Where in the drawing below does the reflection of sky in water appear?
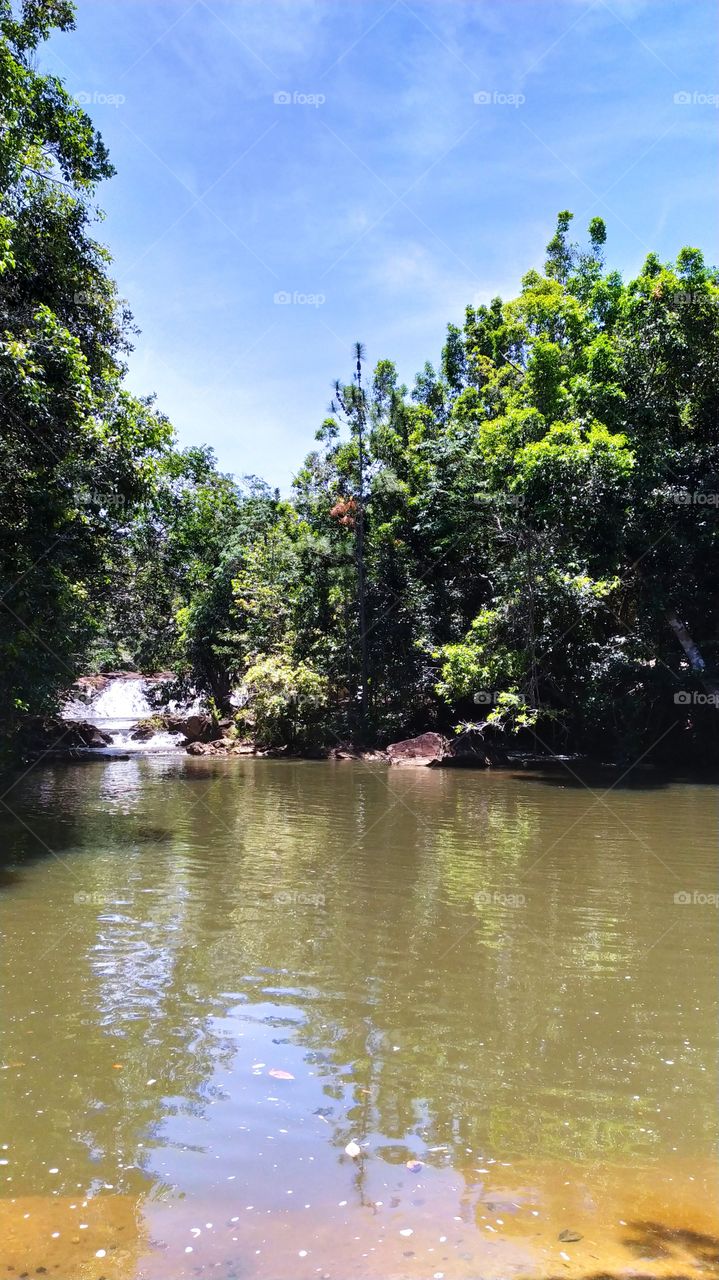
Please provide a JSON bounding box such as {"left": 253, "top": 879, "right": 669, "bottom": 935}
{"left": 98, "top": 758, "right": 144, "bottom": 810}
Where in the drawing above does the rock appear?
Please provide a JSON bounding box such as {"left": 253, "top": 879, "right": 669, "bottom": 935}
{"left": 77, "top": 722, "right": 113, "bottom": 748}
{"left": 130, "top": 719, "right": 160, "bottom": 741}
{"left": 74, "top": 674, "right": 110, "bottom": 695}
{"left": 179, "top": 713, "right": 213, "bottom": 743}
{"left": 19, "top": 716, "right": 112, "bottom": 754}
{"left": 386, "top": 732, "right": 448, "bottom": 766}
{"left": 329, "top": 745, "right": 389, "bottom": 762}
{"left": 56, "top": 720, "right": 112, "bottom": 749}
{"left": 445, "top": 726, "right": 506, "bottom": 767}
{"left": 186, "top": 741, "right": 208, "bottom": 756}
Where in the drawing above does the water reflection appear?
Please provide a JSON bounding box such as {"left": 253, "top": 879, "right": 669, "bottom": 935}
{"left": 0, "top": 756, "right": 716, "bottom": 1278}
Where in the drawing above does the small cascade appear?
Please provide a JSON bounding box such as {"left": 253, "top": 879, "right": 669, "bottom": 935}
{"left": 62, "top": 675, "right": 199, "bottom": 753}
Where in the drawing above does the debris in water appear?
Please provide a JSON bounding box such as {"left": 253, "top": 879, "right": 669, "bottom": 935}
{"left": 559, "top": 1229, "right": 583, "bottom": 1242}
{"left": 345, "top": 1140, "right": 361, "bottom": 1158}
{"left": 406, "top": 1159, "right": 423, "bottom": 1172}
{"left": 268, "top": 1069, "right": 294, "bottom": 1080}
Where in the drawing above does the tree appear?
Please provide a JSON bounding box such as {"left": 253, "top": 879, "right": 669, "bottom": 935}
{"left": 0, "top": 0, "right": 173, "bottom": 748}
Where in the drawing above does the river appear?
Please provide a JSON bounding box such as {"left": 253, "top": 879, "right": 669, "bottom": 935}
{"left": 0, "top": 754, "right": 717, "bottom": 1280}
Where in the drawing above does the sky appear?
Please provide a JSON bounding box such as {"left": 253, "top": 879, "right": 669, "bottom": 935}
{"left": 46, "top": 0, "right": 719, "bottom": 491}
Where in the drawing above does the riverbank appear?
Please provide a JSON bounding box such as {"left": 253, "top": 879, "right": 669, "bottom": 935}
{"left": 10, "top": 672, "right": 718, "bottom": 778}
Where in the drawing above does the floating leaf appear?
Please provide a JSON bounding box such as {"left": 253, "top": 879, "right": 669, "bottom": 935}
{"left": 268, "top": 1068, "right": 294, "bottom": 1080}
{"left": 559, "top": 1229, "right": 583, "bottom": 1243}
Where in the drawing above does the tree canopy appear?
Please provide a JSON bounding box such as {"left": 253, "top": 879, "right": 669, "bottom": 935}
{"left": 2, "top": 3, "right": 718, "bottom": 766}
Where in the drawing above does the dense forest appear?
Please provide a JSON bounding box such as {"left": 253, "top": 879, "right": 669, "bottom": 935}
{"left": 2, "top": 0, "right": 719, "bottom": 766}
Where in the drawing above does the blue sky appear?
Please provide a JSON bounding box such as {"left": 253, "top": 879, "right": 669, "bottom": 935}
{"left": 47, "top": 0, "right": 718, "bottom": 491}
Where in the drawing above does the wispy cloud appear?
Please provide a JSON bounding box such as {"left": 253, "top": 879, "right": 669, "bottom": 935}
{"left": 46, "top": 0, "right": 719, "bottom": 489}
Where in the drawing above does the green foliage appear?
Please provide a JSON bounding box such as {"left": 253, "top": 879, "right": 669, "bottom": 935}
{"left": 2, "top": 7, "right": 718, "bottom": 771}
{"left": 0, "top": 1, "right": 172, "bottom": 747}
{"left": 236, "top": 653, "right": 329, "bottom": 751}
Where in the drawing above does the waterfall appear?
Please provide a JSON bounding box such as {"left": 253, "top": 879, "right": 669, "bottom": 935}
{"left": 62, "top": 676, "right": 200, "bottom": 752}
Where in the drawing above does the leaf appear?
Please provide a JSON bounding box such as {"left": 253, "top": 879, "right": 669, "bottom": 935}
{"left": 268, "top": 1068, "right": 294, "bottom": 1080}
{"left": 559, "top": 1229, "right": 583, "bottom": 1242}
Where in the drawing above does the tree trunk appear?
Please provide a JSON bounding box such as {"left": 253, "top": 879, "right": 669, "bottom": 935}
{"left": 666, "top": 608, "right": 719, "bottom": 700}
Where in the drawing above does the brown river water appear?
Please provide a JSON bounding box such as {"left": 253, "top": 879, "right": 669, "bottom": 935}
{"left": 0, "top": 755, "right": 717, "bottom": 1280}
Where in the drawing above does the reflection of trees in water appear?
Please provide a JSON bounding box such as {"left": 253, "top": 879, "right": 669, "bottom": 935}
{"left": 1, "top": 760, "right": 247, "bottom": 1200}
{"left": 539, "top": 1219, "right": 719, "bottom": 1280}
{"left": 621, "top": 1220, "right": 719, "bottom": 1274}
{"left": 1, "top": 758, "right": 716, "bottom": 1204}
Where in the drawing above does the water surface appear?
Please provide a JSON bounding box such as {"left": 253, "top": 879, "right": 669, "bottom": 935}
{"left": 0, "top": 756, "right": 717, "bottom": 1279}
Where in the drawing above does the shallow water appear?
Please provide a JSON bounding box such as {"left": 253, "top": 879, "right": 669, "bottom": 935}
{"left": 0, "top": 755, "right": 717, "bottom": 1279}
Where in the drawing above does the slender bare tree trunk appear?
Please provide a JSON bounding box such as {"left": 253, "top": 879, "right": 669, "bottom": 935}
{"left": 354, "top": 349, "right": 369, "bottom": 734}
{"left": 666, "top": 608, "right": 719, "bottom": 700}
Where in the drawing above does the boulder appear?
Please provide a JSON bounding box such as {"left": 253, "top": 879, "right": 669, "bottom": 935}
{"left": 175, "top": 713, "right": 213, "bottom": 743}
{"left": 444, "top": 726, "right": 506, "bottom": 767}
{"left": 386, "top": 732, "right": 448, "bottom": 766}
{"left": 81, "top": 723, "right": 112, "bottom": 748}
{"left": 130, "top": 720, "right": 159, "bottom": 741}
{"left": 19, "top": 716, "right": 112, "bottom": 754}
{"left": 63, "top": 720, "right": 113, "bottom": 749}
{"left": 186, "top": 741, "right": 209, "bottom": 756}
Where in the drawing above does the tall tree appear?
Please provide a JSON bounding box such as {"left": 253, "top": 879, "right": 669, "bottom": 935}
{"left": 0, "top": 0, "right": 172, "bottom": 746}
